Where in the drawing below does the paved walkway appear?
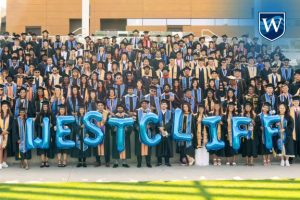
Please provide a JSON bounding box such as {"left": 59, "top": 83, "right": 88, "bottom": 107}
{"left": 1, "top": 162, "right": 300, "bottom": 183}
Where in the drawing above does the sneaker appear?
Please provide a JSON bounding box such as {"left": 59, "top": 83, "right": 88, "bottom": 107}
{"left": 226, "top": 162, "right": 230, "bottom": 166}
{"left": 2, "top": 162, "right": 8, "bottom": 168}
{"left": 285, "top": 160, "right": 290, "bottom": 167}
{"left": 280, "top": 159, "right": 285, "bottom": 167}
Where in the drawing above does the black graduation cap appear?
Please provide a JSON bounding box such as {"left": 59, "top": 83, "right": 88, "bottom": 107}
{"left": 11, "top": 56, "right": 18, "bottom": 61}
{"left": 140, "top": 98, "right": 149, "bottom": 104}
{"left": 248, "top": 56, "right": 254, "bottom": 60}
{"left": 81, "top": 74, "right": 89, "bottom": 79}
{"left": 26, "top": 76, "right": 34, "bottom": 82}
{"left": 208, "top": 57, "right": 214, "bottom": 61}
{"left": 149, "top": 85, "right": 157, "bottom": 90}
{"left": 19, "top": 107, "right": 26, "bottom": 113}
{"left": 234, "top": 68, "right": 242, "bottom": 73}
{"left": 199, "top": 36, "right": 205, "bottom": 40}
{"left": 114, "top": 72, "right": 122, "bottom": 78}
{"left": 283, "top": 58, "right": 290, "bottom": 61}
{"left": 162, "top": 67, "right": 169, "bottom": 72}
{"left": 211, "top": 70, "right": 218, "bottom": 74}
{"left": 271, "top": 64, "right": 278, "bottom": 69}
{"left": 160, "top": 99, "right": 169, "bottom": 104}
{"left": 169, "top": 55, "right": 176, "bottom": 60}
{"left": 244, "top": 101, "right": 253, "bottom": 107}
{"left": 84, "top": 36, "right": 91, "bottom": 40}
{"left": 183, "top": 66, "right": 191, "bottom": 71}
{"left": 266, "top": 83, "right": 274, "bottom": 88}
{"left": 227, "top": 88, "right": 235, "bottom": 93}
{"left": 97, "top": 100, "right": 106, "bottom": 105}
{"left": 211, "top": 35, "right": 218, "bottom": 39}
{"left": 197, "top": 103, "right": 205, "bottom": 108}
{"left": 42, "top": 30, "right": 49, "bottom": 34}
{"left": 42, "top": 100, "right": 49, "bottom": 105}
{"left": 292, "top": 96, "right": 300, "bottom": 101}
{"left": 228, "top": 101, "right": 236, "bottom": 106}
{"left": 68, "top": 32, "right": 75, "bottom": 36}
{"left": 72, "top": 67, "right": 80, "bottom": 72}
{"left": 71, "top": 84, "right": 80, "bottom": 89}
{"left": 58, "top": 104, "right": 66, "bottom": 109}
{"left": 143, "top": 65, "right": 151, "bottom": 69}
{"left": 207, "top": 88, "right": 215, "bottom": 93}
{"left": 126, "top": 85, "right": 134, "bottom": 90}
{"left": 54, "top": 85, "right": 62, "bottom": 90}
{"left": 90, "top": 89, "right": 97, "bottom": 93}
{"left": 1, "top": 100, "right": 10, "bottom": 106}
{"left": 133, "top": 29, "right": 139, "bottom": 33}
{"left": 222, "top": 34, "right": 228, "bottom": 38}
{"left": 263, "top": 102, "right": 271, "bottom": 107}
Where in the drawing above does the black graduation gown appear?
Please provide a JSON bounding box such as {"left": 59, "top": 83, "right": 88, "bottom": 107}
{"left": 221, "top": 114, "right": 237, "bottom": 157}
{"left": 0, "top": 115, "right": 14, "bottom": 157}
{"left": 240, "top": 116, "right": 258, "bottom": 158}
{"left": 254, "top": 114, "right": 272, "bottom": 155}
{"left": 156, "top": 110, "right": 173, "bottom": 158}
{"left": 35, "top": 112, "right": 55, "bottom": 158}
{"left": 12, "top": 118, "right": 31, "bottom": 160}
{"left": 274, "top": 115, "right": 295, "bottom": 157}
{"left": 71, "top": 116, "right": 92, "bottom": 159}
{"left": 292, "top": 109, "right": 300, "bottom": 157}
{"left": 111, "top": 114, "right": 132, "bottom": 159}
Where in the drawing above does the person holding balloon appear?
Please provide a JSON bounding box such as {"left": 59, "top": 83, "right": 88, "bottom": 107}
{"left": 156, "top": 99, "right": 173, "bottom": 167}
{"left": 12, "top": 107, "right": 31, "bottom": 170}
{"left": 240, "top": 101, "right": 257, "bottom": 166}
{"left": 55, "top": 104, "right": 70, "bottom": 167}
{"left": 177, "top": 102, "right": 196, "bottom": 166}
{"left": 135, "top": 98, "right": 152, "bottom": 168}
{"left": 94, "top": 100, "right": 110, "bottom": 167}
{"left": 35, "top": 100, "right": 54, "bottom": 168}
{"left": 111, "top": 104, "right": 132, "bottom": 168}
{"left": 208, "top": 100, "right": 224, "bottom": 166}
{"left": 0, "top": 100, "right": 13, "bottom": 169}
{"left": 221, "top": 101, "right": 238, "bottom": 166}
{"left": 255, "top": 102, "right": 273, "bottom": 166}
{"left": 72, "top": 104, "right": 91, "bottom": 167}
{"left": 276, "top": 103, "right": 295, "bottom": 167}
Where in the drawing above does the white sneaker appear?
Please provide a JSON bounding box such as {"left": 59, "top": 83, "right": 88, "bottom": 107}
{"left": 0, "top": 164, "right": 2, "bottom": 170}
{"left": 285, "top": 160, "right": 290, "bottom": 167}
{"left": 2, "top": 162, "right": 8, "bottom": 168}
{"left": 280, "top": 160, "right": 285, "bottom": 166}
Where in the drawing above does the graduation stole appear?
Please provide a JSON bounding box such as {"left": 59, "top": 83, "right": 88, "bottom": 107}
{"left": 124, "top": 94, "right": 137, "bottom": 111}
{"left": 192, "top": 88, "right": 202, "bottom": 103}
{"left": 247, "top": 65, "right": 257, "bottom": 78}
{"left": 98, "top": 69, "right": 105, "bottom": 81}
{"left": 265, "top": 93, "right": 275, "bottom": 108}
{"left": 159, "top": 110, "right": 171, "bottom": 127}
{"left": 259, "top": 113, "right": 269, "bottom": 144}
{"left": 17, "top": 117, "right": 26, "bottom": 153}
{"left": 204, "top": 98, "right": 214, "bottom": 113}
{"left": 0, "top": 115, "right": 9, "bottom": 148}
{"left": 51, "top": 98, "right": 63, "bottom": 116}
{"left": 17, "top": 99, "right": 29, "bottom": 111}
{"left": 281, "top": 67, "right": 292, "bottom": 81}
{"left": 195, "top": 66, "right": 207, "bottom": 86}
{"left": 181, "top": 76, "right": 192, "bottom": 90}
{"left": 106, "top": 98, "right": 117, "bottom": 112}
{"left": 161, "top": 92, "right": 174, "bottom": 110}
{"left": 197, "top": 114, "right": 207, "bottom": 147}
{"left": 168, "top": 64, "right": 177, "bottom": 79}
{"left": 179, "top": 114, "right": 192, "bottom": 147}
{"left": 184, "top": 97, "right": 195, "bottom": 112}
{"left": 227, "top": 114, "right": 233, "bottom": 146}
{"left": 207, "top": 65, "right": 216, "bottom": 79}
{"left": 98, "top": 110, "right": 108, "bottom": 127}
{"left": 279, "top": 93, "right": 292, "bottom": 107}
{"left": 119, "top": 60, "right": 128, "bottom": 73}
{"left": 113, "top": 84, "right": 125, "bottom": 98}
{"left": 75, "top": 116, "right": 88, "bottom": 151}
{"left": 68, "top": 97, "right": 78, "bottom": 113}
{"left": 6, "top": 83, "right": 16, "bottom": 98}
{"left": 289, "top": 106, "right": 297, "bottom": 140}
{"left": 160, "top": 78, "right": 172, "bottom": 89}
{"left": 279, "top": 116, "right": 287, "bottom": 146}
{"left": 268, "top": 73, "right": 281, "bottom": 85}
{"left": 50, "top": 74, "right": 61, "bottom": 86}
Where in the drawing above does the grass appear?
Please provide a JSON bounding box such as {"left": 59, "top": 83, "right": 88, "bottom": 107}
{"left": 0, "top": 179, "right": 300, "bottom": 200}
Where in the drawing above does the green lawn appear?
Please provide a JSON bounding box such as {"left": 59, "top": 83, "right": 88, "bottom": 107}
{"left": 0, "top": 179, "right": 300, "bottom": 200}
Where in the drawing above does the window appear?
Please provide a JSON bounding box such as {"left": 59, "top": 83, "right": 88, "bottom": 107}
{"left": 167, "top": 25, "right": 183, "bottom": 32}
{"left": 69, "top": 19, "right": 82, "bottom": 35}
{"left": 25, "top": 26, "right": 41, "bottom": 35}
{"left": 100, "top": 19, "right": 127, "bottom": 31}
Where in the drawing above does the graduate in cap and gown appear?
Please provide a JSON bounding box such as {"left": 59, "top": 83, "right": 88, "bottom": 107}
{"left": 276, "top": 103, "right": 295, "bottom": 167}
{"left": 259, "top": 83, "right": 277, "bottom": 114}
{"left": 156, "top": 99, "right": 173, "bottom": 166}
{"left": 290, "top": 96, "right": 300, "bottom": 158}
{"left": 14, "top": 87, "right": 35, "bottom": 118}
{"left": 94, "top": 101, "right": 110, "bottom": 167}
{"left": 113, "top": 72, "right": 126, "bottom": 100}
{"left": 12, "top": 107, "right": 31, "bottom": 170}
{"left": 177, "top": 102, "right": 196, "bottom": 166}
{"left": 0, "top": 100, "right": 13, "bottom": 169}
{"left": 72, "top": 104, "right": 91, "bottom": 167}
{"left": 50, "top": 85, "right": 65, "bottom": 117}
{"left": 106, "top": 87, "right": 119, "bottom": 115}
{"left": 111, "top": 104, "right": 132, "bottom": 168}
{"left": 67, "top": 84, "right": 83, "bottom": 116}
{"left": 144, "top": 85, "right": 160, "bottom": 114}
{"left": 160, "top": 84, "right": 175, "bottom": 111}
{"left": 135, "top": 98, "right": 153, "bottom": 168}
{"left": 35, "top": 100, "right": 55, "bottom": 167}
{"left": 123, "top": 85, "right": 139, "bottom": 118}
{"left": 86, "top": 89, "right": 98, "bottom": 111}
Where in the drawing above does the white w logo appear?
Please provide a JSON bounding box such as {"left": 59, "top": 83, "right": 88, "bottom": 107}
{"left": 262, "top": 18, "right": 283, "bottom": 33}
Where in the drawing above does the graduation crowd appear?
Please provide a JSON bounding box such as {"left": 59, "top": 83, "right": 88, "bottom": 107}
{"left": 0, "top": 29, "right": 299, "bottom": 170}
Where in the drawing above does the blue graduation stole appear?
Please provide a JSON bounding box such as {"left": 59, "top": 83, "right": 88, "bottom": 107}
{"left": 125, "top": 94, "right": 138, "bottom": 111}
{"left": 181, "top": 76, "right": 192, "bottom": 90}
{"left": 67, "top": 40, "right": 77, "bottom": 51}
{"left": 106, "top": 98, "right": 117, "bottom": 112}
{"left": 178, "top": 113, "right": 192, "bottom": 146}
{"left": 144, "top": 94, "right": 160, "bottom": 113}
{"left": 17, "top": 117, "right": 26, "bottom": 153}
{"left": 75, "top": 116, "right": 88, "bottom": 151}
{"left": 183, "top": 97, "right": 195, "bottom": 112}
{"left": 160, "top": 78, "right": 172, "bottom": 89}
{"left": 14, "top": 99, "right": 28, "bottom": 118}
{"left": 281, "top": 67, "right": 292, "bottom": 81}
{"left": 279, "top": 94, "right": 292, "bottom": 107}
{"left": 265, "top": 94, "right": 275, "bottom": 109}
{"left": 68, "top": 97, "right": 78, "bottom": 113}
{"left": 192, "top": 88, "right": 202, "bottom": 103}
{"left": 215, "top": 79, "right": 220, "bottom": 90}
{"left": 138, "top": 108, "right": 151, "bottom": 137}
{"left": 51, "top": 99, "right": 62, "bottom": 116}
{"left": 113, "top": 84, "right": 125, "bottom": 98}
{"left": 158, "top": 110, "right": 171, "bottom": 127}
{"left": 156, "top": 85, "right": 162, "bottom": 97}
{"left": 134, "top": 89, "right": 144, "bottom": 101}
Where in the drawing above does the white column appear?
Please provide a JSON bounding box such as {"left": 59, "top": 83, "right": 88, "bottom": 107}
{"left": 82, "top": 0, "right": 90, "bottom": 36}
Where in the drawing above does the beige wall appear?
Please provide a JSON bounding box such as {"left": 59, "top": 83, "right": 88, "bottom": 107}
{"left": 7, "top": 0, "right": 254, "bottom": 35}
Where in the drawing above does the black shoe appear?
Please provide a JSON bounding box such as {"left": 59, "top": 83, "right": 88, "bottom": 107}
{"left": 146, "top": 163, "right": 152, "bottom": 168}
{"left": 113, "top": 164, "right": 118, "bottom": 168}
{"left": 165, "top": 163, "right": 172, "bottom": 167}
{"left": 45, "top": 162, "right": 50, "bottom": 167}
{"left": 82, "top": 162, "right": 87, "bottom": 168}
{"left": 122, "top": 164, "right": 130, "bottom": 168}
{"left": 95, "top": 162, "right": 101, "bottom": 167}
{"left": 137, "top": 164, "right": 142, "bottom": 168}
{"left": 40, "top": 162, "right": 45, "bottom": 168}
{"left": 105, "top": 163, "right": 110, "bottom": 167}
{"left": 156, "top": 163, "right": 162, "bottom": 166}
{"left": 77, "top": 163, "right": 82, "bottom": 168}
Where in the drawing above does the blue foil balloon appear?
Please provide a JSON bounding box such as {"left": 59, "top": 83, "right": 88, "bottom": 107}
{"left": 263, "top": 115, "right": 280, "bottom": 150}
{"left": 232, "top": 117, "right": 252, "bottom": 151}
{"left": 173, "top": 108, "right": 192, "bottom": 142}
{"left": 108, "top": 117, "right": 134, "bottom": 152}
{"left": 56, "top": 116, "right": 76, "bottom": 149}
{"left": 139, "top": 112, "right": 162, "bottom": 147}
{"left": 202, "top": 116, "right": 225, "bottom": 151}
{"left": 34, "top": 117, "right": 50, "bottom": 149}
{"left": 25, "top": 117, "right": 50, "bottom": 150}
{"left": 83, "top": 111, "right": 104, "bottom": 147}
{"left": 25, "top": 118, "right": 35, "bottom": 151}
